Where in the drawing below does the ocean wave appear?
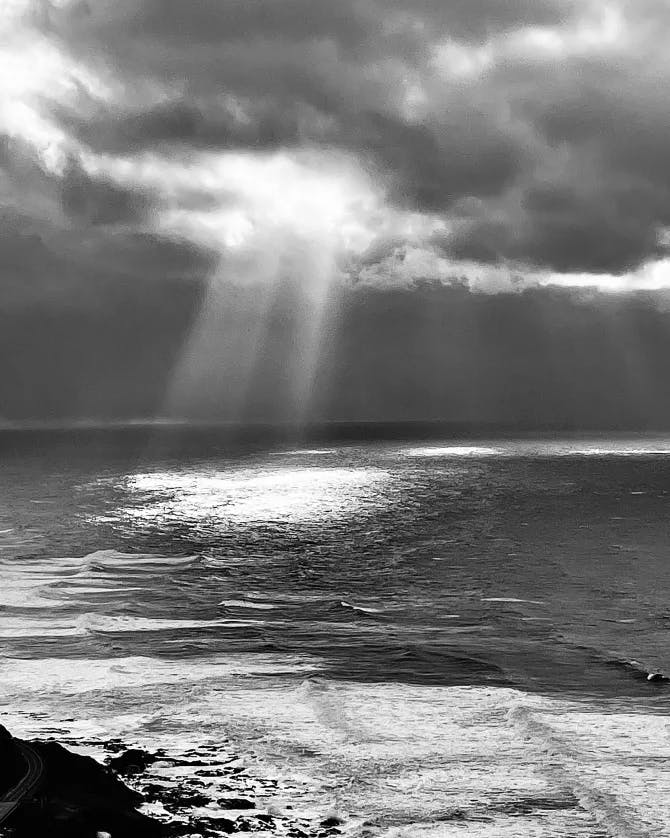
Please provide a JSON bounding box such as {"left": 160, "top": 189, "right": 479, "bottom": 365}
{"left": 272, "top": 449, "right": 337, "bottom": 456}
{"left": 77, "top": 614, "right": 268, "bottom": 633}
{"left": 79, "top": 550, "right": 200, "bottom": 569}
{"left": 0, "top": 654, "right": 322, "bottom": 695}
{"left": 219, "top": 600, "right": 279, "bottom": 610}
{"left": 340, "top": 600, "right": 382, "bottom": 615}
{"left": 481, "top": 597, "right": 547, "bottom": 605}
{"left": 403, "top": 446, "right": 501, "bottom": 457}
{"left": 604, "top": 659, "right": 669, "bottom": 685}
{"left": 507, "top": 704, "right": 654, "bottom": 838}
{"left": 0, "top": 617, "right": 81, "bottom": 637}
{"left": 0, "top": 550, "right": 201, "bottom": 615}
{"left": 327, "top": 644, "right": 510, "bottom": 686}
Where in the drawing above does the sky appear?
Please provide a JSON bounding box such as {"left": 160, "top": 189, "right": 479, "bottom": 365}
{"left": 3, "top": 0, "right": 670, "bottom": 426}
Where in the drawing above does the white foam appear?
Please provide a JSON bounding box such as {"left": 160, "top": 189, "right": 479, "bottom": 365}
{"left": 0, "top": 654, "right": 321, "bottom": 695}
{"left": 405, "top": 446, "right": 500, "bottom": 458}
{"left": 78, "top": 614, "right": 268, "bottom": 632}
{"left": 80, "top": 550, "right": 199, "bottom": 568}
{"left": 273, "top": 449, "right": 337, "bottom": 456}
{"left": 219, "top": 600, "right": 279, "bottom": 610}
{"left": 1, "top": 669, "right": 669, "bottom": 836}
{"left": 0, "top": 549, "right": 201, "bottom": 612}
{"left": 482, "top": 597, "right": 547, "bottom": 605}
{"left": 0, "top": 617, "right": 82, "bottom": 637}
{"left": 340, "top": 600, "right": 382, "bottom": 614}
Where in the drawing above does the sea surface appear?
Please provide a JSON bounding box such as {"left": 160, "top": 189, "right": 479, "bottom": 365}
{"left": 2, "top": 429, "right": 670, "bottom": 836}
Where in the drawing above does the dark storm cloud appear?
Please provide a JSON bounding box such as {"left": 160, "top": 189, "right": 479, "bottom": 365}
{"left": 7, "top": 0, "right": 670, "bottom": 424}
{"left": 52, "top": 94, "right": 526, "bottom": 211}
{"left": 0, "top": 134, "right": 157, "bottom": 228}
{"left": 446, "top": 44, "right": 670, "bottom": 273}
{"left": 36, "top": 0, "right": 558, "bottom": 211}
{"left": 446, "top": 181, "right": 668, "bottom": 274}
{"left": 59, "top": 157, "right": 154, "bottom": 226}
{"left": 0, "top": 217, "right": 216, "bottom": 311}
{"left": 0, "top": 132, "right": 215, "bottom": 302}
{"left": 341, "top": 110, "right": 525, "bottom": 211}
{"left": 50, "top": 98, "right": 307, "bottom": 155}
{"left": 39, "top": 0, "right": 670, "bottom": 274}
{"left": 380, "top": 0, "right": 581, "bottom": 41}
{"left": 42, "top": 0, "right": 578, "bottom": 54}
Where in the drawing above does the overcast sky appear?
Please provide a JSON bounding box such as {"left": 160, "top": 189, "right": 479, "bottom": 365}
{"left": 3, "top": 0, "right": 670, "bottom": 426}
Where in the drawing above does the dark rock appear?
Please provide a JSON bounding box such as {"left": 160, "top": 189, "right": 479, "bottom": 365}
{"left": 161, "top": 791, "right": 212, "bottom": 811}
{"left": 0, "top": 725, "right": 28, "bottom": 792}
{"left": 165, "top": 818, "right": 229, "bottom": 837}
{"left": 255, "top": 813, "right": 274, "bottom": 823}
{"left": 102, "top": 738, "right": 128, "bottom": 753}
{"left": 195, "top": 815, "right": 236, "bottom": 833}
{"left": 167, "top": 757, "right": 213, "bottom": 767}
{"left": 218, "top": 797, "right": 256, "bottom": 809}
{"left": 108, "top": 747, "right": 159, "bottom": 774}
{"left": 320, "top": 815, "right": 344, "bottom": 827}
{"left": 141, "top": 782, "right": 173, "bottom": 801}
{"left": 0, "top": 728, "right": 166, "bottom": 837}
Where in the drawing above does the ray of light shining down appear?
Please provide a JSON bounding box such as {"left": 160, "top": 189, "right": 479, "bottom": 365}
{"left": 161, "top": 151, "right": 377, "bottom": 425}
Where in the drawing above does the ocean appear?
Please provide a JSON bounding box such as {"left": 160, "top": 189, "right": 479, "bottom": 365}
{"left": 2, "top": 429, "right": 670, "bottom": 836}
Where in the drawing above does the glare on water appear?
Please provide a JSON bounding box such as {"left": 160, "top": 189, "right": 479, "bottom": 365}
{"left": 122, "top": 466, "right": 389, "bottom": 524}
{"left": 3, "top": 436, "right": 670, "bottom": 836}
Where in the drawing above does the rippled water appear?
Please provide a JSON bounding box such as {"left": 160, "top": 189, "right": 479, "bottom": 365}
{"left": 2, "top": 430, "right": 670, "bottom": 835}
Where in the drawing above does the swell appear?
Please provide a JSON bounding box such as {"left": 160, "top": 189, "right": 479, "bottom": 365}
{"left": 508, "top": 704, "right": 655, "bottom": 837}
{"left": 3, "top": 549, "right": 670, "bottom": 701}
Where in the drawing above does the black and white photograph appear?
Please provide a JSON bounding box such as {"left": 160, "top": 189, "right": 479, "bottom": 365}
{"left": 2, "top": 0, "right": 670, "bottom": 835}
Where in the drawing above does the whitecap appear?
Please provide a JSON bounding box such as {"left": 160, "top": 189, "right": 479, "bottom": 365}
{"left": 340, "top": 600, "right": 382, "bottom": 614}
{"left": 219, "top": 600, "right": 279, "bottom": 610}
{"left": 404, "top": 446, "right": 500, "bottom": 458}
{"left": 0, "top": 654, "right": 322, "bottom": 695}
{"left": 482, "top": 597, "right": 546, "bottom": 605}
{"left": 77, "top": 614, "right": 268, "bottom": 633}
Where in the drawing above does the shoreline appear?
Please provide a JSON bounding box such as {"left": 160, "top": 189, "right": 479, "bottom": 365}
{"left": 3, "top": 674, "right": 670, "bottom": 836}
{"left": 0, "top": 723, "right": 346, "bottom": 838}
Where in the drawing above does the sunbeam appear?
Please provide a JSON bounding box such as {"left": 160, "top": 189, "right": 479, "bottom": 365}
{"left": 159, "top": 150, "right": 377, "bottom": 425}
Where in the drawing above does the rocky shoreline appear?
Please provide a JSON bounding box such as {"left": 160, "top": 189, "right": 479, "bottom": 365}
{"left": 0, "top": 726, "right": 346, "bottom": 838}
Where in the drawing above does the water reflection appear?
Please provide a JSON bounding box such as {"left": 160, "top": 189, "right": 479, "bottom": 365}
{"left": 120, "top": 466, "right": 389, "bottom": 525}
{"left": 404, "top": 439, "right": 670, "bottom": 458}
{"left": 405, "top": 446, "right": 500, "bottom": 457}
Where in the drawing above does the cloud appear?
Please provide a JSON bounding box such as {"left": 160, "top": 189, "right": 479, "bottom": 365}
{"left": 5, "top": 0, "right": 670, "bottom": 422}
{"left": 29, "top": 0, "right": 670, "bottom": 279}
{"left": 0, "top": 124, "right": 216, "bottom": 297}
{"left": 0, "top": 132, "right": 157, "bottom": 228}
{"left": 59, "top": 155, "right": 154, "bottom": 225}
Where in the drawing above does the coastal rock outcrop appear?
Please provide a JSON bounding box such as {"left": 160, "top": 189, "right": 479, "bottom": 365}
{"left": 0, "top": 726, "right": 164, "bottom": 837}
